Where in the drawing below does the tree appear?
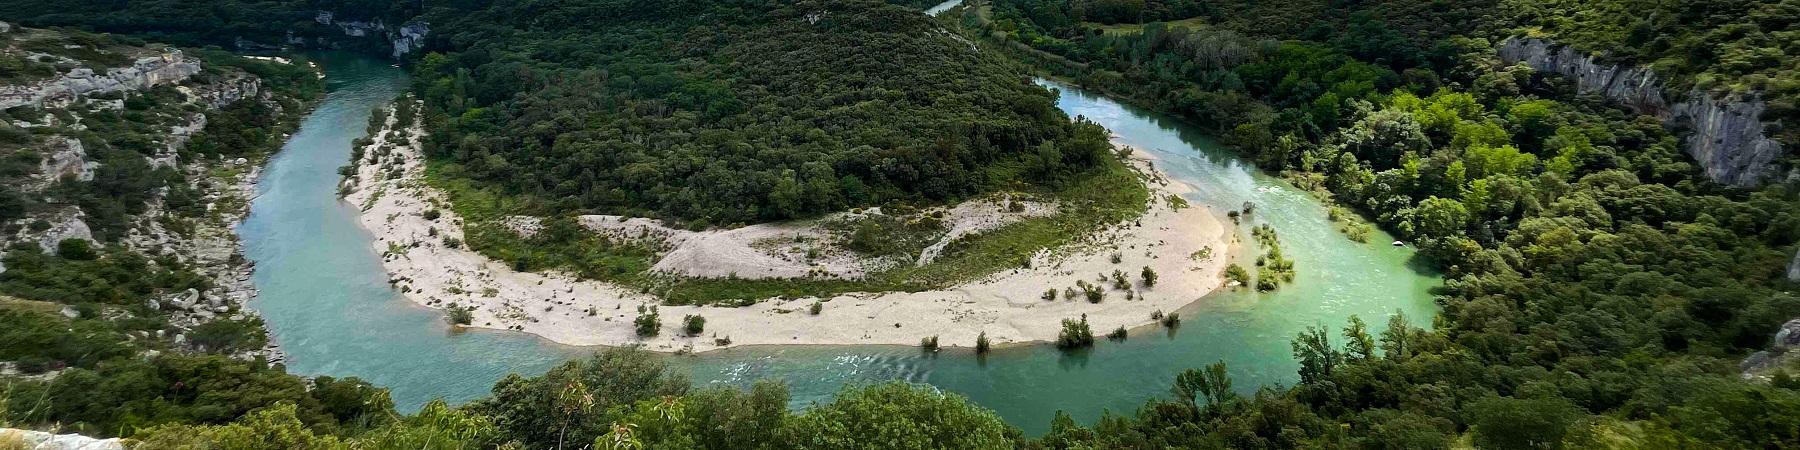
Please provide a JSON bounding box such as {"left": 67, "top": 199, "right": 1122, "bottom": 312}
{"left": 1140, "top": 266, "right": 1158, "bottom": 287}
{"left": 786, "top": 382, "right": 1016, "bottom": 449}
{"left": 634, "top": 305, "right": 660, "bottom": 337}
{"left": 1171, "top": 361, "right": 1235, "bottom": 411}
{"left": 1343, "top": 315, "right": 1376, "bottom": 361}
{"left": 131, "top": 403, "right": 343, "bottom": 450}
{"left": 471, "top": 349, "right": 689, "bottom": 448}
{"left": 1057, "top": 315, "right": 1096, "bottom": 349}
{"left": 1379, "top": 311, "right": 1415, "bottom": 360}
{"left": 1469, "top": 396, "right": 1584, "bottom": 450}
{"left": 1413, "top": 196, "right": 1469, "bottom": 239}
{"left": 683, "top": 314, "right": 705, "bottom": 336}
{"left": 1292, "top": 325, "right": 1342, "bottom": 384}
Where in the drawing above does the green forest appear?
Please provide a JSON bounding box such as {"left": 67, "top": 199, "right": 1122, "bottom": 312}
{"left": 967, "top": 0, "right": 1800, "bottom": 446}
{"left": 1, "top": 0, "right": 1798, "bottom": 448}
{"left": 411, "top": 0, "right": 1106, "bottom": 226}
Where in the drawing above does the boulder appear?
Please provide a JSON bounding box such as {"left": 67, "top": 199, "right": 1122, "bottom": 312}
{"left": 1776, "top": 318, "right": 1800, "bottom": 349}
{"left": 37, "top": 137, "right": 98, "bottom": 184}
{"left": 36, "top": 214, "right": 95, "bottom": 255}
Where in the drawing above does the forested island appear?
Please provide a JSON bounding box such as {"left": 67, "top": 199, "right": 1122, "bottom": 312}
{"left": 1, "top": 0, "right": 1798, "bottom": 448}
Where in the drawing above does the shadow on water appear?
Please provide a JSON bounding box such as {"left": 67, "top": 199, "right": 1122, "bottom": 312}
{"left": 247, "top": 54, "right": 1440, "bottom": 437}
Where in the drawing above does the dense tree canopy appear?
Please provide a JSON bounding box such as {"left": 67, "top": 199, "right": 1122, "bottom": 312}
{"left": 969, "top": 0, "right": 1800, "bottom": 445}
{"left": 412, "top": 0, "right": 1106, "bottom": 225}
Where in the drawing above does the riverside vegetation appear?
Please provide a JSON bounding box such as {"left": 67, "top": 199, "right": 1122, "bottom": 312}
{"left": 406, "top": 0, "right": 1154, "bottom": 305}
{"left": 0, "top": 0, "right": 1797, "bottom": 448}
{"left": 948, "top": 0, "right": 1800, "bottom": 446}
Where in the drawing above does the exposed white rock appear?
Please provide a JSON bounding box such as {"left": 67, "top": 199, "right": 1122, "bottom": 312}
{"left": 0, "top": 429, "right": 125, "bottom": 450}
{"left": 34, "top": 212, "right": 94, "bottom": 255}
{"left": 1788, "top": 248, "right": 1799, "bottom": 281}
{"left": 1498, "top": 38, "right": 1785, "bottom": 187}
{"left": 315, "top": 10, "right": 431, "bottom": 58}
{"left": 36, "top": 137, "right": 97, "bottom": 184}
{"left": 0, "top": 50, "right": 202, "bottom": 110}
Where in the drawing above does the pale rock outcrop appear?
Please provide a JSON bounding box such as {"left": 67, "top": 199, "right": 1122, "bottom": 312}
{"left": 1788, "top": 248, "right": 1798, "bottom": 281}
{"left": 1497, "top": 38, "right": 1786, "bottom": 187}
{"left": 190, "top": 75, "right": 263, "bottom": 109}
{"left": 34, "top": 212, "right": 94, "bottom": 255}
{"left": 0, "top": 428, "right": 125, "bottom": 450}
{"left": 36, "top": 137, "right": 97, "bottom": 184}
{"left": 314, "top": 11, "right": 430, "bottom": 58}
{"left": 1741, "top": 318, "right": 1800, "bottom": 377}
{"left": 0, "top": 50, "right": 201, "bottom": 110}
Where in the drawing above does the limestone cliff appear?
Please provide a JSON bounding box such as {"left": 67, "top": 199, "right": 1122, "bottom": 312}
{"left": 1497, "top": 38, "right": 1786, "bottom": 187}
{"left": 313, "top": 11, "right": 430, "bottom": 58}
{"left": 0, "top": 50, "right": 201, "bottom": 110}
{"left": 0, "top": 24, "right": 304, "bottom": 362}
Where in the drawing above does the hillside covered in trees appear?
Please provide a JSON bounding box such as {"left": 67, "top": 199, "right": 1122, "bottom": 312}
{"left": 2, "top": 0, "right": 1799, "bottom": 448}
{"left": 411, "top": 0, "right": 1108, "bottom": 226}
{"left": 968, "top": 0, "right": 1800, "bottom": 446}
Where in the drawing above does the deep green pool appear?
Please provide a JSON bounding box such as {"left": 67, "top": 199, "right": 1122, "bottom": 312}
{"left": 244, "top": 53, "right": 1438, "bottom": 435}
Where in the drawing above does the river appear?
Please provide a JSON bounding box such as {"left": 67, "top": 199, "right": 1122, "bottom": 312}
{"left": 243, "top": 52, "right": 1438, "bottom": 435}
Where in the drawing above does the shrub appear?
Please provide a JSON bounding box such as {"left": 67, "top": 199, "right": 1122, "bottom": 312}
{"left": 683, "top": 314, "right": 705, "bottom": 336}
{"left": 1056, "top": 315, "right": 1095, "bottom": 350}
{"left": 634, "top": 305, "right": 660, "bottom": 337}
{"left": 1108, "top": 326, "right": 1128, "bottom": 341}
{"left": 1140, "top": 266, "right": 1158, "bottom": 287}
{"left": 920, "top": 335, "right": 938, "bottom": 351}
{"left": 445, "top": 305, "right": 473, "bottom": 326}
{"left": 809, "top": 301, "right": 823, "bottom": 315}
{"left": 1161, "top": 312, "right": 1182, "bottom": 328}
{"left": 975, "top": 332, "right": 991, "bottom": 354}
{"left": 1084, "top": 285, "right": 1104, "bottom": 303}
{"left": 421, "top": 209, "right": 441, "bottom": 220}
{"left": 1225, "top": 264, "right": 1250, "bottom": 286}
{"left": 56, "top": 239, "right": 97, "bottom": 260}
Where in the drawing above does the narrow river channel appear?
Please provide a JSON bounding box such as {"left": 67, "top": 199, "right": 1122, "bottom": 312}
{"left": 243, "top": 53, "right": 1438, "bottom": 435}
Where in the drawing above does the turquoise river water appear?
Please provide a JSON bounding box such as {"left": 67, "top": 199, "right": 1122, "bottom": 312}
{"left": 242, "top": 53, "right": 1438, "bottom": 435}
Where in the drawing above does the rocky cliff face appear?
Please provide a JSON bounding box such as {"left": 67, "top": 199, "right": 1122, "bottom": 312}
{"left": 314, "top": 11, "right": 430, "bottom": 58}
{"left": 1497, "top": 38, "right": 1786, "bottom": 187}
{"left": 1788, "top": 248, "right": 1799, "bottom": 281}
{"left": 0, "top": 50, "right": 202, "bottom": 110}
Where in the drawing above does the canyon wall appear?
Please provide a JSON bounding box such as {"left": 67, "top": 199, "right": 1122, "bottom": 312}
{"left": 1497, "top": 38, "right": 1786, "bottom": 188}
{"left": 313, "top": 11, "right": 429, "bottom": 58}
{"left": 0, "top": 50, "right": 201, "bottom": 110}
